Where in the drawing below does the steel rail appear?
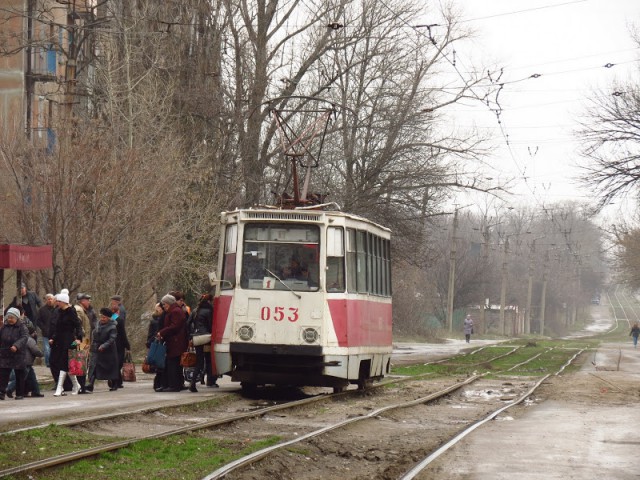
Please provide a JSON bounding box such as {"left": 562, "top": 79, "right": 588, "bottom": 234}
{"left": 201, "top": 375, "right": 483, "bottom": 480}
{"left": 0, "top": 343, "right": 520, "bottom": 478}
{"left": 200, "top": 347, "right": 542, "bottom": 480}
{"left": 398, "top": 348, "right": 586, "bottom": 479}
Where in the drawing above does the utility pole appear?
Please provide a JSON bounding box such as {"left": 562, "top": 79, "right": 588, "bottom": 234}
{"left": 540, "top": 250, "right": 549, "bottom": 336}
{"left": 499, "top": 236, "right": 509, "bottom": 336}
{"left": 446, "top": 208, "right": 459, "bottom": 333}
{"left": 480, "top": 223, "right": 490, "bottom": 334}
{"left": 525, "top": 239, "right": 536, "bottom": 335}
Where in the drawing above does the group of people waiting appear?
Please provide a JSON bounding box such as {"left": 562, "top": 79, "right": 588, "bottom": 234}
{"left": 0, "top": 284, "right": 130, "bottom": 400}
{"left": 146, "top": 291, "right": 217, "bottom": 393}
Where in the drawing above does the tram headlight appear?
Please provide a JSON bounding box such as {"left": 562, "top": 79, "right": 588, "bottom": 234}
{"left": 301, "top": 327, "right": 319, "bottom": 344}
{"left": 238, "top": 325, "right": 254, "bottom": 341}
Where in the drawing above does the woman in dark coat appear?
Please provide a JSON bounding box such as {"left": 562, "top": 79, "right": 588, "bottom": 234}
{"left": 0, "top": 307, "right": 29, "bottom": 400}
{"left": 86, "top": 308, "right": 119, "bottom": 392}
{"left": 112, "top": 310, "right": 130, "bottom": 389}
{"left": 147, "top": 303, "right": 164, "bottom": 391}
{"left": 187, "top": 294, "right": 214, "bottom": 392}
{"left": 49, "top": 293, "right": 82, "bottom": 396}
{"left": 156, "top": 294, "right": 188, "bottom": 392}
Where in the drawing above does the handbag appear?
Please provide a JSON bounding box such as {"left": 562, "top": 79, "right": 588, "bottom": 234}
{"left": 68, "top": 347, "right": 87, "bottom": 376}
{"left": 180, "top": 349, "right": 197, "bottom": 368}
{"left": 147, "top": 339, "right": 167, "bottom": 369}
{"left": 192, "top": 333, "right": 211, "bottom": 347}
{"left": 122, "top": 351, "right": 136, "bottom": 382}
{"left": 142, "top": 358, "right": 156, "bottom": 374}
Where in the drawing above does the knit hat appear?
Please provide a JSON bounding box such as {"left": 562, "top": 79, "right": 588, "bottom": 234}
{"left": 56, "top": 292, "right": 70, "bottom": 304}
{"left": 161, "top": 294, "right": 176, "bottom": 305}
{"left": 5, "top": 307, "right": 20, "bottom": 319}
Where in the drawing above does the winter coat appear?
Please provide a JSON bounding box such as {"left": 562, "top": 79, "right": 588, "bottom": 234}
{"left": 630, "top": 326, "right": 640, "bottom": 338}
{"left": 463, "top": 318, "right": 474, "bottom": 335}
{"left": 0, "top": 321, "right": 29, "bottom": 369}
{"left": 36, "top": 304, "right": 56, "bottom": 338}
{"left": 91, "top": 319, "right": 119, "bottom": 381}
{"left": 24, "top": 336, "right": 43, "bottom": 366}
{"left": 113, "top": 315, "right": 130, "bottom": 364}
{"left": 49, "top": 305, "right": 82, "bottom": 372}
{"left": 75, "top": 305, "right": 91, "bottom": 349}
{"left": 158, "top": 303, "right": 188, "bottom": 358}
{"left": 7, "top": 291, "right": 42, "bottom": 327}
{"left": 146, "top": 313, "right": 163, "bottom": 349}
{"left": 188, "top": 302, "right": 213, "bottom": 338}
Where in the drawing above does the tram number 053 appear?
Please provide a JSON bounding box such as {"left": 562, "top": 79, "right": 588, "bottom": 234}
{"left": 260, "top": 306, "right": 299, "bottom": 322}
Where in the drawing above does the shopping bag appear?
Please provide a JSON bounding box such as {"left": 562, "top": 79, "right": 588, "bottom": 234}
{"left": 147, "top": 340, "right": 167, "bottom": 369}
{"left": 142, "top": 358, "right": 156, "bottom": 374}
{"left": 68, "top": 348, "right": 87, "bottom": 376}
{"left": 122, "top": 351, "right": 136, "bottom": 382}
{"left": 180, "top": 349, "right": 197, "bottom": 368}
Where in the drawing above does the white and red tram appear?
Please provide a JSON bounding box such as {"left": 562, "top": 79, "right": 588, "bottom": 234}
{"left": 211, "top": 207, "right": 392, "bottom": 392}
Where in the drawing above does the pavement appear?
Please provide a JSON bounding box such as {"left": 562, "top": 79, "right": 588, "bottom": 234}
{"left": 0, "top": 368, "right": 240, "bottom": 429}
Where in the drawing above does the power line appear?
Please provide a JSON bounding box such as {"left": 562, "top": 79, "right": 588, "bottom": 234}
{"left": 458, "top": 0, "right": 589, "bottom": 24}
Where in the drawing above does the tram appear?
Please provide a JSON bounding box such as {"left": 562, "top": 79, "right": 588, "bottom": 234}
{"left": 211, "top": 206, "right": 393, "bottom": 392}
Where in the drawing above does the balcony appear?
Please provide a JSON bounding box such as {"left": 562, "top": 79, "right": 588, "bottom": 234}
{"left": 28, "top": 46, "right": 57, "bottom": 82}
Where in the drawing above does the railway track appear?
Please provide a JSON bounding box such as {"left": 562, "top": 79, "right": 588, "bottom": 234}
{"left": 0, "top": 345, "right": 527, "bottom": 478}
{"left": 202, "top": 347, "right": 583, "bottom": 480}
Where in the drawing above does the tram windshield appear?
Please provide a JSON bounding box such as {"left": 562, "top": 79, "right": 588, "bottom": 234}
{"left": 241, "top": 223, "right": 320, "bottom": 292}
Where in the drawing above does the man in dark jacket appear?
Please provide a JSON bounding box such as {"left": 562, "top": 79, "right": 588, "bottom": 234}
{"left": 110, "top": 304, "right": 130, "bottom": 389}
{"left": 7, "top": 283, "right": 42, "bottom": 328}
{"left": 156, "top": 294, "right": 188, "bottom": 392}
{"left": 36, "top": 294, "right": 56, "bottom": 368}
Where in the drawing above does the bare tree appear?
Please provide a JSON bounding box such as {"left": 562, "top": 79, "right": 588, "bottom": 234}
{"left": 577, "top": 49, "right": 640, "bottom": 209}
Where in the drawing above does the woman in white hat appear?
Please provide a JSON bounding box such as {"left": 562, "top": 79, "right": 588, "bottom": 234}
{"left": 0, "top": 307, "right": 29, "bottom": 400}
{"left": 49, "top": 292, "right": 83, "bottom": 396}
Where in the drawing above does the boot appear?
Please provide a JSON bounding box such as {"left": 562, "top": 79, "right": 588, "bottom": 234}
{"left": 70, "top": 374, "right": 81, "bottom": 395}
{"left": 54, "top": 371, "right": 67, "bottom": 397}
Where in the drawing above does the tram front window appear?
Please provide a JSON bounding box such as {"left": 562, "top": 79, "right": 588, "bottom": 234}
{"left": 241, "top": 224, "right": 320, "bottom": 291}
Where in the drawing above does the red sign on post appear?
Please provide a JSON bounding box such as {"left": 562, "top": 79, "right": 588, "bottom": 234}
{"left": 0, "top": 244, "right": 53, "bottom": 270}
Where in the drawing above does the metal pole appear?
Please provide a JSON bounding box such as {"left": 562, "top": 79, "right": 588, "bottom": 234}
{"left": 499, "top": 237, "right": 508, "bottom": 336}
{"left": 480, "top": 224, "right": 489, "bottom": 334}
{"left": 446, "top": 209, "right": 458, "bottom": 333}
{"left": 525, "top": 239, "right": 535, "bottom": 335}
{"left": 540, "top": 251, "right": 549, "bottom": 335}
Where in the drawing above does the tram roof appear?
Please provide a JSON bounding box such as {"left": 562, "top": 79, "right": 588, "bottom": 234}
{"left": 220, "top": 207, "right": 391, "bottom": 234}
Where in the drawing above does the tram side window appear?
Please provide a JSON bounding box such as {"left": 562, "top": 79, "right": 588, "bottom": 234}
{"left": 326, "top": 227, "right": 345, "bottom": 292}
{"left": 221, "top": 224, "right": 238, "bottom": 290}
{"left": 356, "top": 230, "right": 367, "bottom": 294}
{"left": 346, "top": 229, "right": 357, "bottom": 292}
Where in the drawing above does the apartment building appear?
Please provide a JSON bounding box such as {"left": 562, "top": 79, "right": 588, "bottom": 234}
{"left": 0, "top": 0, "right": 95, "bottom": 149}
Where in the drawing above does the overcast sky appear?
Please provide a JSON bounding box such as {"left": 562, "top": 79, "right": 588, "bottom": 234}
{"left": 444, "top": 0, "right": 639, "bottom": 217}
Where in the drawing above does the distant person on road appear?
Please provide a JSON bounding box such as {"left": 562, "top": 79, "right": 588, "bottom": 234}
{"left": 463, "top": 314, "right": 474, "bottom": 343}
{"left": 630, "top": 322, "right": 640, "bottom": 348}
